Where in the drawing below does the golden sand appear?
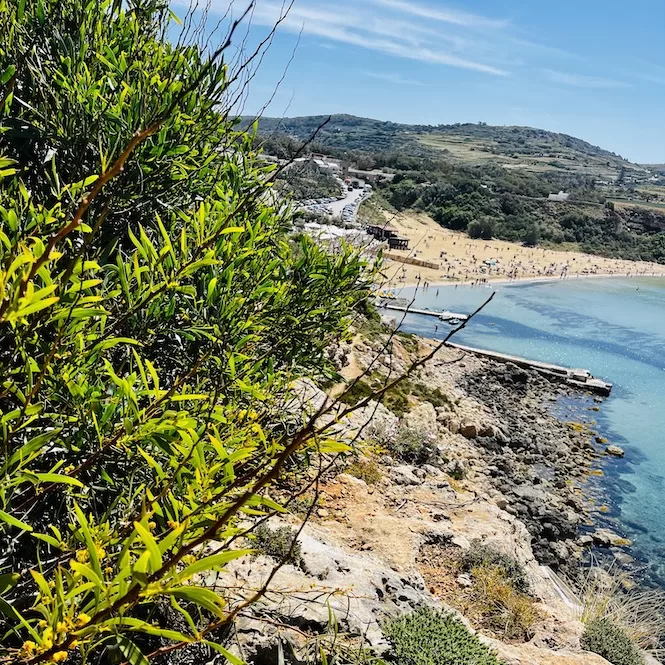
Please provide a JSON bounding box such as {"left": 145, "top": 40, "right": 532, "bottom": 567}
{"left": 379, "top": 211, "right": 665, "bottom": 288}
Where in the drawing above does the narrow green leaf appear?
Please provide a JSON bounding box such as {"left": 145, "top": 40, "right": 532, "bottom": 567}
{"left": 133, "top": 522, "right": 162, "bottom": 571}
{"left": 0, "top": 573, "right": 20, "bottom": 596}
{"left": 0, "top": 509, "right": 33, "bottom": 532}
{"left": 74, "top": 504, "right": 102, "bottom": 578}
{"left": 162, "top": 587, "right": 225, "bottom": 617}
{"left": 116, "top": 636, "right": 149, "bottom": 665}
{"left": 180, "top": 549, "right": 251, "bottom": 579}
{"left": 31, "top": 473, "right": 84, "bottom": 488}
{"left": 204, "top": 641, "right": 244, "bottom": 665}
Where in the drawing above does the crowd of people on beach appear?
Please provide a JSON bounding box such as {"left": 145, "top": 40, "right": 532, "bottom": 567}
{"left": 383, "top": 230, "right": 665, "bottom": 289}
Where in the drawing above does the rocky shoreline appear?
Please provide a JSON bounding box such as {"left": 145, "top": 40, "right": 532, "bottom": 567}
{"left": 219, "top": 329, "right": 649, "bottom": 665}
{"left": 456, "top": 360, "right": 617, "bottom": 573}
{"left": 335, "top": 328, "right": 638, "bottom": 580}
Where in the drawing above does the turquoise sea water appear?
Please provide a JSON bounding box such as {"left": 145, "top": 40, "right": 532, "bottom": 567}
{"left": 389, "top": 277, "right": 665, "bottom": 584}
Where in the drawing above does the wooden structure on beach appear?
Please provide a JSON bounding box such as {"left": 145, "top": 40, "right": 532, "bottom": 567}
{"left": 446, "top": 342, "right": 612, "bottom": 396}
{"left": 366, "top": 224, "right": 410, "bottom": 250}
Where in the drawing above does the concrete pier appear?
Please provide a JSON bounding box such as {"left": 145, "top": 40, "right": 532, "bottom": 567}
{"left": 377, "top": 301, "right": 469, "bottom": 322}
{"left": 446, "top": 342, "right": 612, "bottom": 396}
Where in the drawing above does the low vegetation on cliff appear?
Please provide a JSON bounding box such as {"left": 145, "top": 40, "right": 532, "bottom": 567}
{"left": 0, "top": 2, "right": 373, "bottom": 663}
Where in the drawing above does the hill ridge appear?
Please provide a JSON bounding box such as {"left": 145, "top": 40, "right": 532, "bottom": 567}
{"left": 251, "top": 113, "right": 630, "bottom": 166}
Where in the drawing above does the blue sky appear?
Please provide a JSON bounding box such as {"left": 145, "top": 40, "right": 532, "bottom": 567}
{"left": 175, "top": 0, "right": 665, "bottom": 163}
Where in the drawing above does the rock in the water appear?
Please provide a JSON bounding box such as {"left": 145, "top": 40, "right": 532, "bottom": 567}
{"left": 592, "top": 528, "right": 632, "bottom": 548}
{"left": 606, "top": 445, "right": 625, "bottom": 457}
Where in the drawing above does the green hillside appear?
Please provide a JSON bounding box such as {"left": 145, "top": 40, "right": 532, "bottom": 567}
{"left": 253, "top": 114, "right": 665, "bottom": 263}
{"left": 253, "top": 114, "right": 640, "bottom": 180}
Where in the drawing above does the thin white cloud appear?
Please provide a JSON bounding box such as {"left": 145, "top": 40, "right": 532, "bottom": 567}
{"left": 249, "top": 0, "right": 510, "bottom": 76}
{"left": 362, "top": 71, "right": 427, "bottom": 86}
{"left": 174, "top": 1, "right": 604, "bottom": 82}
{"left": 544, "top": 69, "right": 629, "bottom": 89}
{"left": 370, "top": 0, "right": 509, "bottom": 29}
{"left": 638, "top": 73, "right": 665, "bottom": 86}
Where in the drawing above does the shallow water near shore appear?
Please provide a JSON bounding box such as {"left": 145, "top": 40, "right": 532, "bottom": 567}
{"left": 390, "top": 277, "right": 665, "bottom": 586}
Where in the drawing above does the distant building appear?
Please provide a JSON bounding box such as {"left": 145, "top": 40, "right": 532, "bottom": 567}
{"left": 366, "top": 224, "right": 409, "bottom": 250}
{"left": 388, "top": 236, "right": 409, "bottom": 250}
{"left": 286, "top": 155, "right": 341, "bottom": 175}
{"left": 548, "top": 191, "right": 570, "bottom": 202}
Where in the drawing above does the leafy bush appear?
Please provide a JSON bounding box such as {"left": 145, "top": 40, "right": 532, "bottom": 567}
{"left": 462, "top": 541, "right": 530, "bottom": 594}
{"left": 339, "top": 380, "right": 375, "bottom": 406}
{"left": 383, "top": 606, "right": 503, "bottom": 665}
{"left": 581, "top": 618, "right": 644, "bottom": 665}
{"left": 252, "top": 525, "right": 303, "bottom": 568}
{"left": 0, "top": 2, "right": 373, "bottom": 662}
{"left": 389, "top": 423, "right": 438, "bottom": 465}
{"left": 408, "top": 382, "right": 452, "bottom": 410}
{"left": 577, "top": 563, "right": 665, "bottom": 661}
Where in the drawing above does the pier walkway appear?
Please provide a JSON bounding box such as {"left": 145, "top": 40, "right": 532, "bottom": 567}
{"left": 377, "top": 301, "right": 469, "bottom": 322}
{"left": 446, "top": 342, "right": 612, "bottom": 395}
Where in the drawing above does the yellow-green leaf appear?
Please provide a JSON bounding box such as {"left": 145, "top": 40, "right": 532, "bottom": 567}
{"left": 179, "top": 549, "right": 251, "bottom": 579}
{"left": 133, "top": 522, "right": 162, "bottom": 571}
{"left": 0, "top": 509, "right": 33, "bottom": 532}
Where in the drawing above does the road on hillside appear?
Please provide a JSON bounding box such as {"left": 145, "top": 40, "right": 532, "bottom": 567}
{"left": 329, "top": 187, "right": 365, "bottom": 217}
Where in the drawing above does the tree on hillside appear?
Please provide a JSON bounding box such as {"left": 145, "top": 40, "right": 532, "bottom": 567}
{"left": 467, "top": 217, "right": 498, "bottom": 240}
{"left": 0, "top": 2, "right": 377, "bottom": 663}
{"left": 523, "top": 223, "right": 541, "bottom": 246}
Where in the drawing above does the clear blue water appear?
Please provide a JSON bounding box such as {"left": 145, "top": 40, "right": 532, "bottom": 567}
{"left": 387, "top": 277, "right": 665, "bottom": 584}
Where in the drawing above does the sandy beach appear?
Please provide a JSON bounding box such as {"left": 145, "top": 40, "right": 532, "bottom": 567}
{"left": 378, "top": 211, "right": 665, "bottom": 288}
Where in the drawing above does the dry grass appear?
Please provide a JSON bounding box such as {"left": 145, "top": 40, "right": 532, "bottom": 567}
{"left": 471, "top": 565, "right": 542, "bottom": 642}
{"left": 575, "top": 562, "right": 665, "bottom": 660}
{"left": 417, "top": 543, "right": 541, "bottom": 643}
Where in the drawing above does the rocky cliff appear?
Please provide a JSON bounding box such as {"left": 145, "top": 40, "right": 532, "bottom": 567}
{"left": 215, "top": 329, "right": 650, "bottom": 665}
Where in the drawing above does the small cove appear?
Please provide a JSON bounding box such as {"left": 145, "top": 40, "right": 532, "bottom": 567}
{"left": 389, "top": 277, "right": 665, "bottom": 586}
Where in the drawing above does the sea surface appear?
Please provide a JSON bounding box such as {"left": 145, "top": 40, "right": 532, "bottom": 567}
{"left": 388, "top": 277, "right": 665, "bottom": 585}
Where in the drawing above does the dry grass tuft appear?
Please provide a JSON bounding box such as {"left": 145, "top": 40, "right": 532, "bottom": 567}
{"left": 418, "top": 543, "right": 541, "bottom": 643}
{"left": 575, "top": 561, "right": 665, "bottom": 661}
{"left": 346, "top": 459, "right": 382, "bottom": 484}
{"left": 471, "top": 565, "right": 541, "bottom": 642}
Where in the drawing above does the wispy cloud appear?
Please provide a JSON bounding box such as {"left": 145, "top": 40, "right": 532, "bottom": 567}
{"left": 248, "top": 0, "right": 510, "bottom": 76}
{"left": 544, "top": 69, "right": 629, "bottom": 89}
{"left": 370, "top": 0, "right": 509, "bottom": 30}
{"left": 185, "top": 1, "right": 633, "bottom": 87}
{"left": 361, "top": 71, "right": 427, "bottom": 86}
{"left": 638, "top": 73, "right": 665, "bottom": 86}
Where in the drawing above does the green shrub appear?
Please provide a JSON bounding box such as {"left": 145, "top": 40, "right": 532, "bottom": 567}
{"left": 252, "top": 525, "right": 303, "bottom": 568}
{"left": 0, "top": 1, "right": 373, "bottom": 661}
{"left": 346, "top": 459, "right": 382, "bottom": 484}
{"left": 383, "top": 606, "right": 503, "bottom": 665}
{"left": 389, "top": 424, "right": 438, "bottom": 465}
{"left": 462, "top": 541, "right": 530, "bottom": 594}
{"left": 581, "top": 618, "right": 644, "bottom": 665}
{"left": 339, "top": 380, "right": 375, "bottom": 406}
{"left": 396, "top": 333, "right": 419, "bottom": 355}
{"left": 382, "top": 383, "right": 411, "bottom": 417}
{"left": 408, "top": 382, "right": 452, "bottom": 410}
